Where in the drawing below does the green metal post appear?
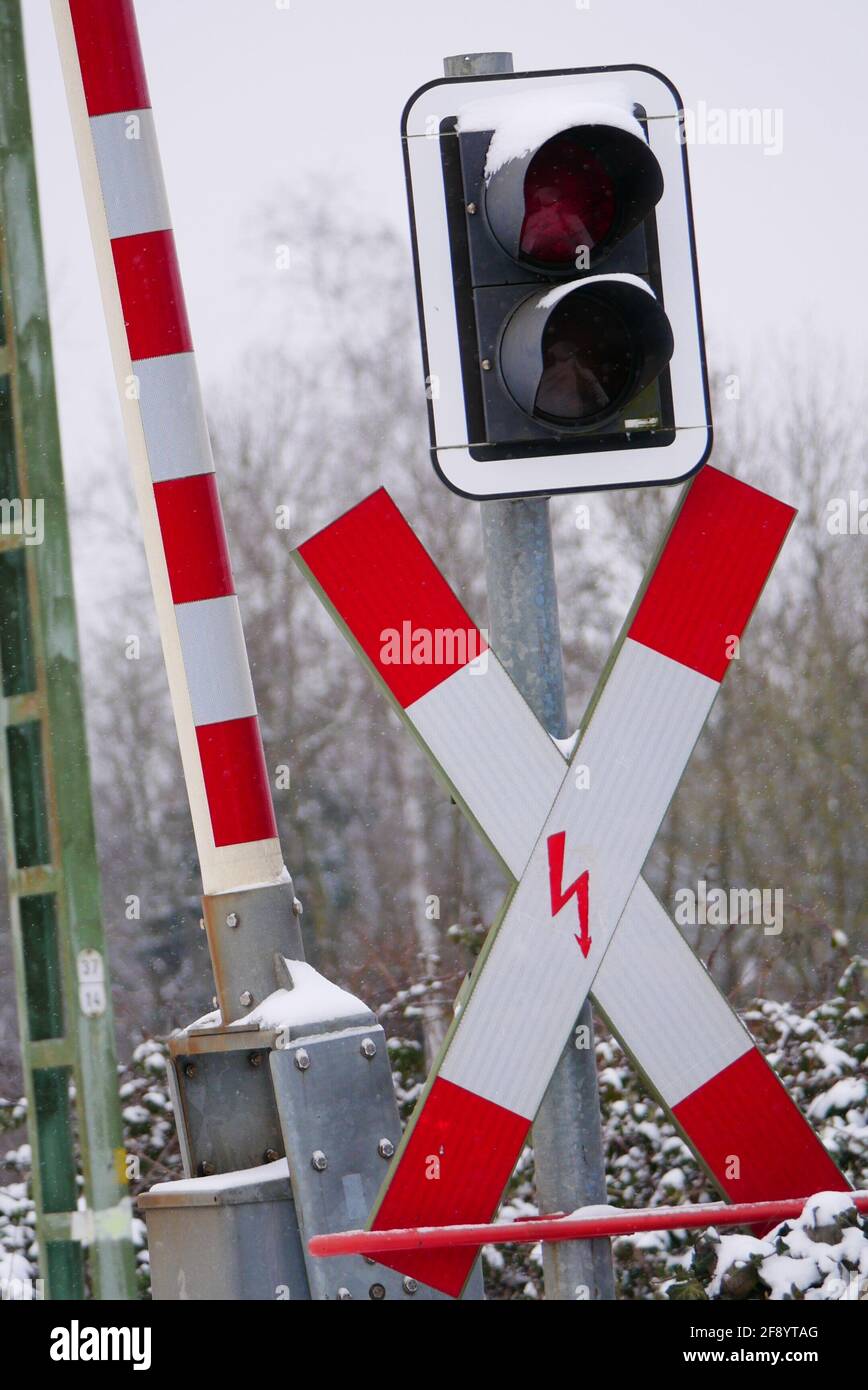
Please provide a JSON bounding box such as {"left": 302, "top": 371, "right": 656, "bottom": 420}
{"left": 0, "top": 0, "right": 136, "bottom": 1299}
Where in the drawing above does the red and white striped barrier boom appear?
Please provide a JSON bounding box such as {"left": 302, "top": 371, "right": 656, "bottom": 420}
{"left": 296, "top": 466, "right": 848, "bottom": 1297}
{"left": 308, "top": 1192, "right": 868, "bottom": 1259}
{"left": 53, "top": 0, "right": 283, "bottom": 895}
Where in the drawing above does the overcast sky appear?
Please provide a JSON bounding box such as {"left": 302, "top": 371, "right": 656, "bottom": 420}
{"left": 21, "top": 0, "right": 868, "bottom": 503}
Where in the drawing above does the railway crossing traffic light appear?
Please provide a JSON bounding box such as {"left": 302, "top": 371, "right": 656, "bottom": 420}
{"left": 402, "top": 65, "right": 711, "bottom": 498}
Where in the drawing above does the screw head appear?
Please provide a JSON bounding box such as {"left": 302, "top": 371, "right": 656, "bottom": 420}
{"left": 337, "top": 1287, "right": 353, "bottom": 1300}
{"left": 239, "top": 990, "right": 254, "bottom": 1008}
{"left": 466, "top": 201, "right": 477, "bottom": 214}
{"left": 292, "top": 897, "right": 304, "bottom": 917}
{"left": 226, "top": 912, "right": 239, "bottom": 928}
{"left": 311, "top": 1150, "right": 327, "bottom": 1172}
{"left": 360, "top": 1037, "right": 377, "bottom": 1058}
{"left": 294, "top": 1048, "right": 310, "bottom": 1071}
{"left": 402, "top": 1277, "right": 418, "bottom": 1295}
{"left": 249, "top": 1051, "right": 262, "bottom": 1068}
{"left": 481, "top": 358, "right": 492, "bottom": 371}
{"left": 378, "top": 1138, "right": 395, "bottom": 1160}
{"left": 263, "top": 1148, "right": 280, "bottom": 1163}
{"left": 183, "top": 1062, "right": 197, "bottom": 1079}
{"left": 197, "top": 1160, "right": 215, "bottom": 1177}
{"left": 369, "top": 1283, "right": 386, "bottom": 1300}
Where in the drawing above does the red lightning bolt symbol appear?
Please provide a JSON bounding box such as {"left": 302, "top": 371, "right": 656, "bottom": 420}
{"left": 546, "top": 831, "right": 591, "bottom": 958}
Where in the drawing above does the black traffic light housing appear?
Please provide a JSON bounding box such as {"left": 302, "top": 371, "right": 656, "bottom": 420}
{"left": 401, "top": 66, "right": 711, "bottom": 499}
{"left": 445, "top": 111, "right": 675, "bottom": 451}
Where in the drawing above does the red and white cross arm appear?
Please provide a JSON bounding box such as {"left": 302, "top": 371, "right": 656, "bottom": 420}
{"left": 52, "top": 0, "right": 282, "bottom": 895}
{"left": 295, "top": 466, "right": 848, "bottom": 1298}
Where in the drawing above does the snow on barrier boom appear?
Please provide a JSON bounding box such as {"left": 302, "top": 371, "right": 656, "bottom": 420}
{"left": 52, "top": 0, "right": 283, "bottom": 895}
{"left": 295, "top": 466, "right": 849, "bottom": 1298}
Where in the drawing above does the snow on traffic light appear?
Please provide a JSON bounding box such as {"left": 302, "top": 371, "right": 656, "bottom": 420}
{"left": 402, "top": 66, "right": 712, "bottom": 499}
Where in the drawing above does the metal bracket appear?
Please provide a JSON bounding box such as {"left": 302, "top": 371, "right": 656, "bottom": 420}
{"left": 201, "top": 878, "right": 304, "bottom": 1025}
{"left": 271, "top": 1024, "right": 484, "bottom": 1301}
{"left": 168, "top": 1024, "right": 284, "bottom": 1176}
{"left": 153, "top": 959, "right": 486, "bottom": 1299}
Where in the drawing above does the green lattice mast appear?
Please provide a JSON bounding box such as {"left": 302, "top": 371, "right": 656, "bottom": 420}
{"left": 0, "top": 0, "right": 135, "bottom": 1299}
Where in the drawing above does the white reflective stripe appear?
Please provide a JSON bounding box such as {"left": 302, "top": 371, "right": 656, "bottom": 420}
{"left": 408, "top": 658, "right": 566, "bottom": 878}
{"left": 90, "top": 109, "right": 171, "bottom": 239}
{"left": 136, "top": 353, "right": 215, "bottom": 484}
{"left": 175, "top": 596, "right": 258, "bottom": 727}
{"left": 593, "top": 877, "right": 754, "bottom": 1106}
{"left": 441, "top": 641, "right": 717, "bottom": 1117}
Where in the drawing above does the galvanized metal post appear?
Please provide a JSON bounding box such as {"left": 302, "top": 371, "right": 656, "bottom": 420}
{"left": 443, "top": 52, "right": 615, "bottom": 1301}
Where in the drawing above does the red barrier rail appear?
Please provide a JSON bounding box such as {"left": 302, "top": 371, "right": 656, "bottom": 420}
{"left": 309, "top": 1191, "right": 868, "bottom": 1259}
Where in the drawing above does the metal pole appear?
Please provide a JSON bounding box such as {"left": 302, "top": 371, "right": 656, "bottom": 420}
{"left": 443, "top": 51, "right": 615, "bottom": 1301}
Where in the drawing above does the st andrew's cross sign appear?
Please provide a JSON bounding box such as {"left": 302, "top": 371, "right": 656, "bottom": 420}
{"left": 294, "top": 466, "right": 847, "bottom": 1297}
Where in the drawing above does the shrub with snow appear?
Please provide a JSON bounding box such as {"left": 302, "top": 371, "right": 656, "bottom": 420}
{"left": 0, "top": 1037, "right": 180, "bottom": 1297}
{"left": 1, "top": 958, "right": 864, "bottom": 1299}
{"left": 671, "top": 1191, "right": 868, "bottom": 1301}
{"left": 385, "top": 956, "right": 866, "bottom": 1300}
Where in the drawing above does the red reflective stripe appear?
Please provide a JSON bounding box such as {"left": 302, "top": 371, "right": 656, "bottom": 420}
{"left": 673, "top": 1048, "right": 848, "bottom": 1204}
{"left": 68, "top": 0, "right": 151, "bottom": 117}
{"left": 371, "top": 1076, "right": 530, "bottom": 1297}
{"left": 297, "top": 489, "right": 487, "bottom": 709}
{"left": 196, "top": 717, "right": 277, "bottom": 848}
{"left": 628, "top": 466, "right": 795, "bottom": 683}
{"left": 112, "top": 231, "right": 193, "bottom": 362}
{"left": 154, "top": 474, "right": 234, "bottom": 605}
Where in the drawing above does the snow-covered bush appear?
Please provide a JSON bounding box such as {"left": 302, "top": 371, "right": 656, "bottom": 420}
{"left": 1, "top": 958, "right": 863, "bottom": 1299}
{"left": 0, "top": 1095, "right": 36, "bottom": 1296}
{"left": 0, "top": 1037, "right": 180, "bottom": 1298}
{"left": 380, "top": 956, "right": 866, "bottom": 1300}
{"left": 671, "top": 1191, "right": 867, "bottom": 1301}
{"left": 117, "top": 1038, "right": 184, "bottom": 1293}
{"left": 0, "top": 1179, "right": 36, "bottom": 1296}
